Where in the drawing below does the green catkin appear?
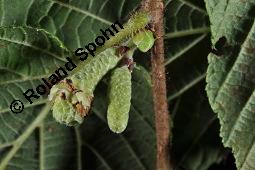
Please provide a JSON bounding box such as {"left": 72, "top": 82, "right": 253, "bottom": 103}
{"left": 107, "top": 66, "right": 132, "bottom": 133}
{"left": 72, "top": 11, "right": 151, "bottom": 75}
{"left": 49, "top": 48, "right": 121, "bottom": 126}
{"left": 71, "top": 48, "right": 120, "bottom": 94}
{"left": 49, "top": 11, "right": 152, "bottom": 127}
{"left": 103, "top": 11, "right": 151, "bottom": 48}
{"left": 132, "top": 29, "right": 155, "bottom": 52}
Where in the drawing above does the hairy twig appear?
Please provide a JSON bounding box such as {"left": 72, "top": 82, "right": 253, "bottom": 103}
{"left": 141, "top": 0, "right": 173, "bottom": 170}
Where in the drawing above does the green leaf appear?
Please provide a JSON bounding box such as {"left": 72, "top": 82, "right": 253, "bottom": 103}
{"left": 0, "top": 105, "right": 78, "bottom": 170}
{"left": 205, "top": 0, "right": 255, "bottom": 169}
{"left": 0, "top": 0, "right": 140, "bottom": 50}
{"left": 164, "top": 0, "right": 210, "bottom": 101}
{"left": 0, "top": 26, "right": 78, "bottom": 170}
{"left": 0, "top": 26, "right": 69, "bottom": 113}
{"left": 165, "top": 0, "right": 209, "bottom": 39}
{"left": 164, "top": 0, "right": 230, "bottom": 169}
{"left": 171, "top": 81, "right": 226, "bottom": 170}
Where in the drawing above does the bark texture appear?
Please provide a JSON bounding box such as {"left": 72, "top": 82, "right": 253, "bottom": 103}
{"left": 141, "top": 0, "right": 172, "bottom": 170}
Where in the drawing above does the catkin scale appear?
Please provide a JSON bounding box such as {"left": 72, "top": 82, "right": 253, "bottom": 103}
{"left": 107, "top": 66, "right": 132, "bottom": 133}
{"left": 52, "top": 96, "right": 83, "bottom": 126}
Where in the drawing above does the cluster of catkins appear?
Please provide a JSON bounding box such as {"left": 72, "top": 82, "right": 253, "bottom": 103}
{"left": 48, "top": 11, "right": 155, "bottom": 133}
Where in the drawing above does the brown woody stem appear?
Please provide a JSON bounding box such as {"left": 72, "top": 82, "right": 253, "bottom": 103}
{"left": 141, "top": 0, "right": 173, "bottom": 170}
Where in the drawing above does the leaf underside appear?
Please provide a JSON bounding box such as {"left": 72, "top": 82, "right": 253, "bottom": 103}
{"left": 205, "top": 0, "right": 255, "bottom": 169}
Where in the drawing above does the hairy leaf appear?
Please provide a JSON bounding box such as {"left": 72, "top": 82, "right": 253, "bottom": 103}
{"left": 0, "top": 26, "right": 77, "bottom": 170}
{"left": 172, "top": 81, "right": 226, "bottom": 170}
{"left": 205, "top": 0, "right": 255, "bottom": 169}
{"left": 0, "top": 0, "right": 139, "bottom": 50}
{"left": 0, "top": 26, "right": 69, "bottom": 114}
{"left": 165, "top": 0, "right": 210, "bottom": 100}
